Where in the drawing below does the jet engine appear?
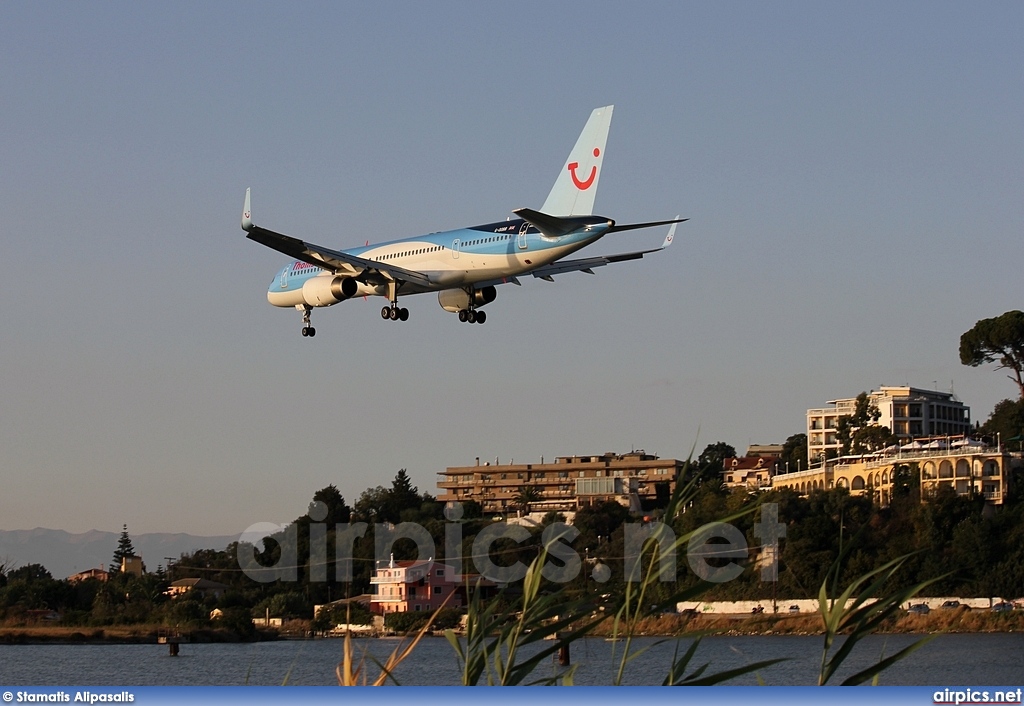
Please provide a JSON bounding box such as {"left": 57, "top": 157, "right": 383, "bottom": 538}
{"left": 302, "top": 275, "right": 359, "bottom": 307}
{"left": 438, "top": 286, "right": 497, "bottom": 313}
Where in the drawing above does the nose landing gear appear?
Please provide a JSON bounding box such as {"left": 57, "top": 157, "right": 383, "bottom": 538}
{"left": 300, "top": 305, "right": 316, "bottom": 337}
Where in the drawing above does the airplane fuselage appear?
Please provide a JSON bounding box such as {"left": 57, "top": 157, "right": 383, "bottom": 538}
{"left": 266, "top": 216, "right": 611, "bottom": 307}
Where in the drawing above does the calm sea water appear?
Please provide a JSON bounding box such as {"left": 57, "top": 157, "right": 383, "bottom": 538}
{"left": 1, "top": 634, "right": 1021, "bottom": 686}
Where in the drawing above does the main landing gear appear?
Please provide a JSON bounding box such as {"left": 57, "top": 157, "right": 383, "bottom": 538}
{"left": 300, "top": 305, "right": 316, "bottom": 337}
{"left": 457, "top": 309, "right": 486, "bottom": 324}
{"left": 381, "top": 305, "right": 410, "bottom": 322}
{"left": 380, "top": 281, "right": 409, "bottom": 322}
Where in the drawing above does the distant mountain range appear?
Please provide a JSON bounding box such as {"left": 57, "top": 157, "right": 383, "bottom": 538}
{"left": 0, "top": 528, "right": 238, "bottom": 579}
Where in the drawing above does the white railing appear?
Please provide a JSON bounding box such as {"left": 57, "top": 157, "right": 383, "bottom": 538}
{"left": 773, "top": 467, "right": 828, "bottom": 480}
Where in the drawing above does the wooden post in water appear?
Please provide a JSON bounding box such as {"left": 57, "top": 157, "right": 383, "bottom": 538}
{"left": 158, "top": 630, "right": 187, "bottom": 656}
{"left": 557, "top": 633, "right": 570, "bottom": 666}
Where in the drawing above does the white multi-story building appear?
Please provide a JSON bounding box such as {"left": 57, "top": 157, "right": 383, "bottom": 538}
{"left": 806, "top": 386, "right": 970, "bottom": 465}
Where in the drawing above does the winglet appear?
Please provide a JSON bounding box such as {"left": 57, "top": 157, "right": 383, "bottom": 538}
{"left": 662, "top": 216, "right": 680, "bottom": 248}
{"left": 241, "top": 188, "right": 254, "bottom": 232}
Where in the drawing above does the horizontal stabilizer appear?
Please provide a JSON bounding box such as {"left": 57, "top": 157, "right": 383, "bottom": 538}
{"left": 524, "top": 217, "right": 683, "bottom": 281}
{"left": 606, "top": 216, "right": 688, "bottom": 235}
{"left": 513, "top": 208, "right": 610, "bottom": 238}
{"left": 528, "top": 249, "right": 652, "bottom": 279}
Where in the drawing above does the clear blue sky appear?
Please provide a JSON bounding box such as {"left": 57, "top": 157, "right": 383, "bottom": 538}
{"left": 1, "top": 2, "right": 1020, "bottom": 536}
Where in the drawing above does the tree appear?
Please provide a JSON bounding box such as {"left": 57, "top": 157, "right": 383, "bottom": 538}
{"left": 698, "top": 441, "right": 736, "bottom": 468}
{"left": 352, "top": 486, "right": 390, "bottom": 523}
{"left": 389, "top": 468, "right": 421, "bottom": 516}
{"left": 692, "top": 442, "right": 736, "bottom": 485}
{"left": 0, "top": 556, "right": 13, "bottom": 588}
{"left": 512, "top": 485, "right": 542, "bottom": 514}
{"left": 889, "top": 463, "right": 919, "bottom": 499}
{"left": 835, "top": 392, "right": 889, "bottom": 455}
{"left": 353, "top": 470, "right": 426, "bottom": 524}
{"left": 8, "top": 563, "right": 52, "bottom": 583}
{"left": 111, "top": 524, "right": 137, "bottom": 571}
{"left": 573, "top": 500, "right": 630, "bottom": 549}
{"left": 309, "top": 484, "right": 351, "bottom": 524}
{"left": 960, "top": 310, "right": 1024, "bottom": 399}
{"left": 780, "top": 433, "right": 808, "bottom": 473}
{"left": 849, "top": 424, "right": 897, "bottom": 455}
{"left": 980, "top": 398, "right": 1024, "bottom": 445}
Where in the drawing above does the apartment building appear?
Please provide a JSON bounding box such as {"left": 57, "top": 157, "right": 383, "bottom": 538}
{"left": 807, "top": 386, "right": 970, "bottom": 465}
{"left": 436, "top": 451, "right": 686, "bottom": 514}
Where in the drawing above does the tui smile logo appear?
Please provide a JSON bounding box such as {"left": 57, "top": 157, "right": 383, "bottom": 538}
{"left": 568, "top": 148, "right": 600, "bottom": 190}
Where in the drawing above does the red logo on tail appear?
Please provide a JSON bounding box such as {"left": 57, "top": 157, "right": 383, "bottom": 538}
{"left": 568, "top": 148, "right": 600, "bottom": 190}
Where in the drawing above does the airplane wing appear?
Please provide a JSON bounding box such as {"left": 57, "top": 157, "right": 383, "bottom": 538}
{"left": 528, "top": 218, "right": 683, "bottom": 282}
{"left": 241, "top": 189, "right": 431, "bottom": 287}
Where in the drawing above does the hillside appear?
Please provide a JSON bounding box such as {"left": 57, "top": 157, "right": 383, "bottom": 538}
{"left": 0, "top": 528, "right": 237, "bottom": 578}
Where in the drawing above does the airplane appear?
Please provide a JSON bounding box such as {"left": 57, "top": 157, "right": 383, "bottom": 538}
{"left": 241, "top": 105, "right": 686, "bottom": 336}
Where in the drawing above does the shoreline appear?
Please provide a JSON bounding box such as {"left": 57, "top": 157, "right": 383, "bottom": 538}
{"left": 587, "top": 608, "right": 1024, "bottom": 638}
{"left": 0, "top": 625, "right": 278, "bottom": 645}
{"left": 1, "top": 609, "right": 1021, "bottom": 645}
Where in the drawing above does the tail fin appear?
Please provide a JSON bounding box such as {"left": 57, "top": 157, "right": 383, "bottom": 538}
{"left": 540, "top": 105, "right": 613, "bottom": 216}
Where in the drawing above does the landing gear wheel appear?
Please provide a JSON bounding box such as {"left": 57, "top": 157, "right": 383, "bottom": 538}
{"left": 458, "top": 310, "right": 468, "bottom": 323}
{"left": 399, "top": 307, "right": 409, "bottom": 321}
{"left": 475, "top": 310, "right": 486, "bottom": 324}
{"left": 389, "top": 306, "right": 400, "bottom": 320}
{"left": 300, "top": 306, "right": 315, "bottom": 338}
{"left": 381, "top": 306, "right": 391, "bottom": 320}
{"left": 466, "top": 310, "right": 477, "bottom": 323}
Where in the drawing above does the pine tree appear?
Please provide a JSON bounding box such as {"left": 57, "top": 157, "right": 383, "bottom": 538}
{"left": 111, "top": 524, "right": 137, "bottom": 571}
{"left": 388, "top": 469, "right": 421, "bottom": 521}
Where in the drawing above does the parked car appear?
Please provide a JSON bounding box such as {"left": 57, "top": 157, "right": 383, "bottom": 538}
{"left": 788, "top": 605, "right": 800, "bottom": 613}
{"left": 908, "top": 603, "right": 930, "bottom": 615}
{"left": 940, "top": 600, "right": 961, "bottom": 610}
{"left": 991, "top": 601, "right": 1014, "bottom": 613}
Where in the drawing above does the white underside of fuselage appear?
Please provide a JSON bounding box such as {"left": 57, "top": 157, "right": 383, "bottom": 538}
{"left": 266, "top": 237, "right": 595, "bottom": 308}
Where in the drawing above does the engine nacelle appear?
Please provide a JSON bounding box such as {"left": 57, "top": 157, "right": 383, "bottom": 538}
{"left": 438, "top": 286, "right": 497, "bottom": 313}
{"left": 302, "top": 275, "right": 358, "bottom": 307}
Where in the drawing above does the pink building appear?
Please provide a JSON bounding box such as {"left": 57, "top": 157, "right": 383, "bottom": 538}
{"left": 370, "top": 558, "right": 493, "bottom": 614}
